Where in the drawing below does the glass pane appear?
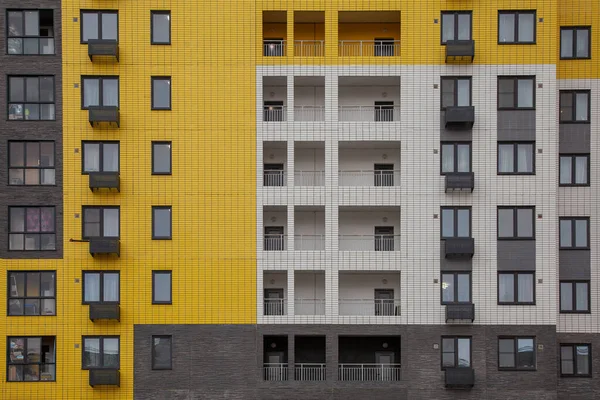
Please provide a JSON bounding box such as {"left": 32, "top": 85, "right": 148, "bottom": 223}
{"left": 27, "top": 337, "right": 42, "bottom": 360}
{"left": 103, "top": 209, "right": 120, "bottom": 237}
{"left": 24, "top": 365, "right": 39, "bottom": 381}
{"left": 517, "top": 13, "right": 534, "bottom": 42}
{"left": 102, "top": 79, "right": 119, "bottom": 107}
{"left": 83, "top": 79, "right": 100, "bottom": 107}
{"left": 561, "top": 29, "right": 573, "bottom": 58}
{"left": 8, "top": 366, "right": 24, "bottom": 381}
{"left": 104, "top": 273, "right": 120, "bottom": 302}
{"left": 456, "top": 80, "right": 470, "bottom": 106}
{"left": 561, "top": 346, "right": 574, "bottom": 363}
{"left": 457, "top": 14, "right": 471, "bottom": 40}
{"left": 499, "top": 274, "right": 514, "bottom": 302}
{"left": 41, "top": 104, "right": 55, "bottom": 120}
{"left": 443, "top": 338, "right": 455, "bottom": 352}
{"left": 25, "top": 298, "right": 40, "bottom": 314}
{"left": 24, "top": 11, "right": 39, "bottom": 36}
{"left": 25, "top": 104, "right": 40, "bottom": 120}
{"left": 442, "top": 274, "right": 454, "bottom": 302}
{"left": 84, "top": 209, "right": 101, "bottom": 237}
{"left": 10, "top": 77, "right": 24, "bottom": 102}
{"left": 82, "top": 13, "right": 99, "bottom": 41}
{"left": 559, "top": 156, "right": 572, "bottom": 184}
{"left": 153, "top": 143, "right": 172, "bottom": 173}
{"left": 26, "top": 142, "right": 40, "bottom": 167}
{"left": 83, "top": 143, "right": 100, "bottom": 172}
{"left": 441, "top": 14, "right": 454, "bottom": 42}
{"left": 560, "top": 219, "right": 572, "bottom": 247}
{"left": 576, "top": 346, "right": 589, "bottom": 375}
{"left": 40, "top": 77, "right": 54, "bottom": 102}
{"left": 517, "top": 144, "right": 533, "bottom": 173}
{"left": 103, "top": 144, "right": 119, "bottom": 172}
{"left": 441, "top": 144, "right": 454, "bottom": 173}
{"left": 41, "top": 299, "right": 55, "bottom": 315}
{"left": 41, "top": 272, "right": 55, "bottom": 297}
{"left": 499, "top": 353, "right": 514, "bottom": 368}
{"left": 441, "top": 79, "right": 455, "bottom": 108}
{"left": 25, "top": 77, "right": 39, "bottom": 102}
{"left": 560, "top": 282, "right": 573, "bottom": 311}
{"left": 576, "top": 29, "right": 589, "bottom": 58}
{"left": 499, "top": 338, "right": 514, "bottom": 353}
{"left": 560, "top": 92, "right": 573, "bottom": 121}
{"left": 40, "top": 364, "right": 55, "bottom": 381}
{"left": 40, "top": 38, "right": 54, "bottom": 54}
{"left": 575, "top": 93, "right": 588, "bottom": 121}
{"left": 25, "top": 169, "right": 40, "bottom": 185}
{"left": 517, "top": 274, "right": 534, "bottom": 303}
{"left": 9, "top": 234, "right": 24, "bottom": 250}
{"left": 10, "top": 143, "right": 25, "bottom": 167}
{"left": 457, "top": 145, "right": 470, "bottom": 172}
{"left": 457, "top": 209, "right": 470, "bottom": 237}
{"left": 441, "top": 209, "right": 454, "bottom": 237}
{"left": 457, "top": 274, "right": 470, "bottom": 302}
{"left": 24, "top": 38, "right": 39, "bottom": 54}
{"left": 575, "top": 157, "right": 588, "bottom": 184}
{"left": 9, "top": 272, "right": 25, "bottom": 298}
{"left": 11, "top": 208, "right": 25, "bottom": 232}
{"left": 8, "top": 11, "right": 23, "bottom": 36}
{"left": 516, "top": 338, "right": 535, "bottom": 368}
{"left": 9, "top": 169, "right": 24, "bottom": 185}
{"left": 575, "top": 220, "right": 588, "bottom": 247}
{"left": 153, "top": 337, "right": 172, "bottom": 368}
{"left": 499, "top": 14, "right": 515, "bottom": 43}
{"left": 576, "top": 283, "right": 588, "bottom": 311}
{"left": 40, "top": 143, "right": 54, "bottom": 167}
{"left": 26, "top": 272, "right": 40, "bottom": 296}
{"left": 498, "top": 144, "right": 514, "bottom": 173}
{"left": 84, "top": 273, "right": 100, "bottom": 302}
{"left": 41, "top": 208, "right": 54, "bottom": 232}
{"left": 103, "top": 338, "right": 119, "bottom": 368}
{"left": 154, "top": 273, "right": 172, "bottom": 302}
{"left": 516, "top": 208, "right": 533, "bottom": 238}
{"left": 153, "top": 79, "right": 171, "bottom": 108}
{"left": 442, "top": 353, "right": 455, "bottom": 368}
{"left": 83, "top": 338, "right": 100, "bottom": 368}
{"left": 498, "top": 209, "right": 514, "bottom": 238}
{"left": 154, "top": 208, "right": 172, "bottom": 238}
{"left": 9, "top": 338, "right": 26, "bottom": 363}
{"left": 102, "top": 13, "right": 118, "bottom": 40}
{"left": 457, "top": 339, "right": 470, "bottom": 367}
{"left": 517, "top": 79, "right": 534, "bottom": 108}
{"left": 153, "top": 13, "right": 170, "bottom": 43}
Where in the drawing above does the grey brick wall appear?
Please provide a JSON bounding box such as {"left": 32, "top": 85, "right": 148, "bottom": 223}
{"left": 0, "top": 1, "right": 63, "bottom": 259}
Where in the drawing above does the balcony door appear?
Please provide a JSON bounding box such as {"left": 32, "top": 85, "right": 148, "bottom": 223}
{"left": 264, "top": 288, "right": 284, "bottom": 316}
{"left": 375, "top": 351, "right": 396, "bottom": 381}
{"left": 374, "top": 226, "right": 394, "bottom": 251}
{"left": 264, "top": 351, "right": 286, "bottom": 380}
{"left": 374, "top": 38, "right": 395, "bottom": 56}
{"left": 264, "top": 163, "right": 284, "bottom": 186}
{"left": 374, "top": 289, "right": 395, "bottom": 316}
{"left": 264, "top": 101, "right": 284, "bottom": 122}
{"left": 374, "top": 164, "right": 394, "bottom": 186}
{"left": 264, "top": 226, "right": 284, "bottom": 250}
{"left": 374, "top": 101, "right": 394, "bottom": 121}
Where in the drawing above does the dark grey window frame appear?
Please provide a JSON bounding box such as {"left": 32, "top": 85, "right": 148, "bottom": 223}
{"left": 560, "top": 27, "right": 591, "bottom": 60}
{"left": 152, "top": 206, "right": 172, "bottom": 240}
{"left": 152, "top": 141, "right": 172, "bottom": 175}
{"left": 497, "top": 142, "right": 535, "bottom": 175}
{"left": 497, "top": 76, "right": 536, "bottom": 110}
{"left": 441, "top": 336, "right": 472, "bottom": 370}
{"left": 81, "top": 76, "right": 120, "bottom": 109}
{"left": 81, "top": 141, "right": 120, "bottom": 174}
{"left": 152, "top": 271, "right": 172, "bottom": 305}
{"left": 151, "top": 11, "right": 171, "bottom": 45}
{"left": 440, "top": 11, "right": 472, "bottom": 44}
{"left": 559, "top": 90, "right": 590, "bottom": 123}
{"left": 82, "top": 206, "right": 120, "bottom": 239}
{"left": 80, "top": 10, "right": 119, "bottom": 44}
{"left": 560, "top": 281, "right": 590, "bottom": 314}
{"left": 559, "top": 154, "right": 590, "bottom": 186}
{"left": 82, "top": 336, "right": 120, "bottom": 370}
{"left": 152, "top": 335, "right": 173, "bottom": 370}
{"left": 441, "top": 272, "right": 472, "bottom": 305}
{"left": 8, "top": 206, "right": 56, "bottom": 251}
{"left": 6, "top": 9, "right": 55, "bottom": 55}
{"left": 498, "top": 10, "right": 536, "bottom": 44}
{"left": 441, "top": 206, "right": 471, "bottom": 238}
{"left": 559, "top": 217, "right": 590, "bottom": 250}
{"left": 440, "top": 142, "right": 472, "bottom": 174}
{"left": 82, "top": 271, "right": 120, "bottom": 304}
{"left": 498, "top": 272, "right": 535, "bottom": 305}
{"left": 440, "top": 76, "right": 472, "bottom": 109}
{"left": 7, "top": 271, "right": 56, "bottom": 316}
{"left": 498, "top": 336, "right": 536, "bottom": 371}
{"left": 8, "top": 75, "right": 56, "bottom": 121}
{"left": 8, "top": 141, "right": 56, "bottom": 185}
{"left": 560, "top": 344, "right": 592, "bottom": 377}
{"left": 497, "top": 206, "right": 535, "bottom": 240}
{"left": 7, "top": 336, "right": 56, "bottom": 381}
{"left": 151, "top": 76, "right": 171, "bottom": 110}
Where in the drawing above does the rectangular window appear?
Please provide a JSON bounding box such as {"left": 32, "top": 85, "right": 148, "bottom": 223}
{"left": 152, "top": 206, "right": 172, "bottom": 240}
{"left": 498, "top": 76, "right": 535, "bottom": 109}
{"left": 82, "top": 142, "right": 119, "bottom": 173}
{"left": 152, "top": 271, "right": 172, "bottom": 304}
{"left": 441, "top": 142, "right": 471, "bottom": 174}
{"left": 82, "top": 337, "right": 120, "bottom": 369}
{"left": 560, "top": 281, "right": 590, "bottom": 313}
{"left": 81, "top": 10, "right": 118, "bottom": 43}
{"left": 8, "top": 141, "right": 55, "bottom": 185}
{"left": 152, "top": 336, "right": 172, "bottom": 370}
{"left": 441, "top": 272, "right": 471, "bottom": 304}
{"left": 8, "top": 76, "right": 55, "bottom": 120}
{"left": 498, "top": 272, "right": 535, "bottom": 305}
{"left": 498, "top": 11, "right": 536, "bottom": 44}
{"left": 8, "top": 271, "right": 56, "bottom": 316}
{"left": 560, "top": 91, "right": 590, "bottom": 123}
{"left": 498, "top": 142, "right": 534, "bottom": 174}
{"left": 441, "top": 207, "right": 471, "bottom": 238}
{"left": 7, "top": 10, "right": 55, "bottom": 55}
{"left": 151, "top": 11, "right": 171, "bottom": 44}
{"left": 7, "top": 336, "right": 56, "bottom": 381}
{"left": 560, "top": 27, "right": 590, "bottom": 59}
{"left": 152, "top": 142, "right": 172, "bottom": 174}
{"left": 560, "top": 344, "right": 591, "bottom": 376}
{"left": 442, "top": 337, "right": 471, "bottom": 368}
{"left": 82, "top": 271, "right": 120, "bottom": 304}
{"left": 498, "top": 337, "right": 536, "bottom": 370}
{"left": 82, "top": 76, "right": 119, "bottom": 108}
{"left": 82, "top": 206, "right": 120, "bottom": 238}
{"left": 441, "top": 12, "right": 472, "bottom": 43}
{"left": 560, "top": 155, "right": 589, "bottom": 186}
{"left": 9, "top": 206, "right": 56, "bottom": 251}
{"left": 497, "top": 207, "right": 534, "bottom": 239}
{"left": 441, "top": 77, "right": 471, "bottom": 108}
{"left": 559, "top": 217, "right": 589, "bottom": 249}
{"left": 152, "top": 77, "right": 171, "bottom": 110}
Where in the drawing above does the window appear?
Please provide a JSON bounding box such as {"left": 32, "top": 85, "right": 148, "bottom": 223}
{"left": 442, "top": 337, "right": 471, "bottom": 368}
{"left": 498, "top": 143, "right": 534, "bottom": 174}
{"left": 497, "top": 207, "right": 534, "bottom": 239}
{"left": 560, "top": 344, "right": 591, "bottom": 376}
{"left": 8, "top": 76, "right": 55, "bottom": 120}
{"left": 441, "top": 207, "right": 471, "bottom": 238}
{"left": 498, "top": 76, "right": 535, "bottom": 109}
{"left": 152, "top": 77, "right": 171, "bottom": 110}
{"left": 151, "top": 11, "right": 171, "bottom": 44}
{"left": 441, "top": 77, "right": 471, "bottom": 108}
{"left": 8, "top": 271, "right": 55, "bottom": 316}
{"left": 152, "top": 206, "right": 172, "bottom": 240}
{"left": 7, "top": 337, "right": 56, "bottom": 381}
{"left": 82, "top": 76, "right": 119, "bottom": 108}
{"left": 152, "top": 336, "right": 172, "bottom": 370}
{"left": 560, "top": 91, "right": 590, "bottom": 123}
{"left": 152, "top": 142, "right": 172, "bottom": 174}
{"left": 7, "top": 10, "right": 55, "bottom": 55}
{"left": 441, "top": 273, "right": 471, "bottom": 304}
{"left": 498, "top": 272, "right": 535, "bottom": 305}
{"left": 9, "top": 207, "right": 56, "bottom": 251}
{"left": 498, "top": 11, "right": 536, "bottom": 44}
{"left": 560, "top": 218, "right": 589, "bottom": 249}
{"left": 8, "top": 141, "right": 55, "bottom": 185}
{"left": 153, "top": 271, "right": 172, "bottom": 304}
{"left": 441, "top": 142, "right": 471, "bottom": 174}
{"left": 498, "top": 337, "right": 535, "bottom": 370}
{"left": 82, "top": 337, "right": 119, "bottom": 369}
{"left": 82, "top": 271, "right": 119, "bottom": 304}
{"left": 81, "top": 10, "right": 118, "bottom": 43}
{"left": 560, "top": 282, "right": 590, "bottom": 313}
{"left": 560, "top": 27, "right": 590, "bottom": 59}
{"left": 441, "top": 12, "right": 472, "bottom": 43}
{"left": 82, "top": 206, "right": 119, "bottom": 238}
{"left": 560, "top": 155, "right": 589, "bottom": 186}
{"left": 82, "top": 142, "right": 119, "bottom": 173}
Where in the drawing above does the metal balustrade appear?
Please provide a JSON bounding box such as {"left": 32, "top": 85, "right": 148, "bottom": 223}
{"left": 294, "top": 235, "right": 325, "bottom": 251}
{"left": 263, "top": 40, "right": 286, "bottom": 56}
{"left": 294, "top": 364, "right": 326, "bottom": 381}
{"left": 294, "top": 299, "right": 325, "bottom": 315}
{"left": 338, "top": 40, "right": 400, "bottom": 57}
{"left": 294, "top": 40, "right": 324, "bottom": 57}
{"left": 339, "top": 170, "right": 401, "bottom": 186}
{"left": 263, "top": 363, "right": 289, "bottom": 381}
{"left": 338, "top": 235, "right": 400, "bottom": 251}
{"left": 263, "top": 234, "right": 286, "bottom": 251}
{"left": 263, "top": 106, "right": 287, "bottom": 122}
{"left": 338, "top": 105, "right": 401, "bottom": 122}
{"left": 338, "top": 364, "right": 401, "bottom": 381}
{"left": 263, "top": 298, "right": 286, "bottom": 316}
{"left": 338, "top": 299, "right": 401, "bottom": 316}
{"left": 263, "top": 171, "right": 286, "bottom": 186}
{"left": 294, "top": 106, "right": 325, "bottom": 121}
{"left": 294, "top": 170, "right": 325, "bottom": 186}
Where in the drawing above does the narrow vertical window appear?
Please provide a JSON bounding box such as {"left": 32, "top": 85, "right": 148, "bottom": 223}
{"left": 152, "top": 206, "right": 172, "bottom": 240}
{"left": 151, "top": 11, "right": 171, "bottom": 44}
{"left": 152, "top": 77, "right": 171, "bottom": 110}
{"left": 153, "top": 271, "right": 172, "bottom": 304}
{"left": 152, "top": 336, "right": 173, "bottom": 369}
{"left": 152, "top": 142, "right": 172, "bottom": 174}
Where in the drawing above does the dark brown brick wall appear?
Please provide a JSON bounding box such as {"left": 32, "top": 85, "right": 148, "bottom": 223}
{"left": 0, "top": 1, "right": 63, "bottom": 259}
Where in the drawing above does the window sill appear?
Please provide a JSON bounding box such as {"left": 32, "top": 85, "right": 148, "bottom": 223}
{"left": 497, "top": 237, "right": 535, "bottom": 241}
{"left": 498, "top": 367, "right": 537, "bottom": 371}
{"left": 559, "top": 310, "right": 591, "bottom": 314}
{"left": 559, "top": 184, "right": 590, "bottom": 187}
{"left": 497, "top": 42, "right": 537, "bottom": 45}
{"left": 498, "top": 302, "right": 536, "bottom": 306}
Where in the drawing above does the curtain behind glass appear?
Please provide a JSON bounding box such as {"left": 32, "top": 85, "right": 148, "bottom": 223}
{"left": 559, "top": 157, "right": 571, "bottom": 184}
{"left": 103, "top": 144, "right": 119, "bottom": 172}
{"left": 103, "top": 209, "right": 119, "bottom": 237}
{"left": 457, "top": 14, "right": 471, "bottom": 40}
{"left": 83, "top": 79, "right": 100, "bottom": 107}
{"left": 103, "top": 273, "right": 119, "bottom": 302}
{"left": 561, "top": 30, "right": 573, "bottom": 58}
{"left": 517, "top": 144, "right": 533, "bottom": 173}
{"left": 498, "top": 145, "right": 514, "bottom": 173}
{"left": 576, "top": 283, "right": 588, "bottom": 311}
{"left": 498, "top": 14, "right": 515, "bottom": 42}
{"left": 517, "top": 14, "right": 534, "bottom": 42}
{"left": 441, "top": 144, "right": 454, "bottom": 173}
{"left": 499, "top": 274, "right": 514, "bottom": 302}
{"left": 84, "top": 273, "right": 100, "bottom": 302}
{"left": 441, "top": 209, "right": 454, "bottom": 237}
{"left": 83, "top": 143, "right": 100, "bottom": 172}
{"left": 517, "top": 274, "right": 533, "bottom": 303}
{"left": 442, "top": 274, "right": 454, "bottom": 302}
{"left": 560, "top": 283, "right": 572, "bottom": 311}
{"left": 457, "top": 145, "right": 470, "bottom": 172}
{"left": 82, "top": 13, "right": 99, "bottom": 42}
{"left": 575, "top": 157, "right": 587, "bottom": 184}
{"left": 457, "top": 80, "right": 470, "bottom": 106}
{"left": 103, "top": 79, "right": 119, "bottom": 107}
{"left": 576, "top": 30, "right": 589, "bottom": 57}
{"left": 575, "top": 93, "right": 588, "bottom": 121}
{"left": 517, "top": 79, "right": 534, "bottom": 108}
{"left": 560, "top": 219, "right": 572, "bottom": 247}
{"left": 457, "top": 339, "right": 470, "bottom": 367}
{"left": 441, "top": 14, "right": 454, "bottom": 42}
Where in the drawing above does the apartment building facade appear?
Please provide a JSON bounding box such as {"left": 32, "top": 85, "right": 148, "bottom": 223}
{"left": 1, "top": 0, "right": 599, "bottom": 399}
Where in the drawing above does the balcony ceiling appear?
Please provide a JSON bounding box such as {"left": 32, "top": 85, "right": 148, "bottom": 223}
{"left": 339, "top": 76, "right": 401, "bottom": 87}
{"left": 295, "top": 206, "right": 324, "bottom": 212}
{"left": 339, "top": 206, "right": 400, "bottom": 213}
{"left": 263, "top": 11, "right": 286, "bottom": 23}
{"left": 294, "top": 11, "right": 325, "bottom": 24}
{"left": 294, "top": 76, "right": 325, "bottom": 87}
{"left": 263, "top": 76, "right": 286, "bottom": 86}
{"left": 339, "top": 140, "right": 400, "bottom": 149}
{"left": 295, "top": 140, "right": 325, "bottom": 149}
{"left": 338, "top": 11, "right": 400, "bottom": 24}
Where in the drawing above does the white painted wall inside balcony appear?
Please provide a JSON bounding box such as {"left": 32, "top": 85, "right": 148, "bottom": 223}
{"left": 338, "top": 77, "right": 401, "bottom": 106}
{"left": 295, "top": 86, "right": 325, "bottom": 106}
{"left": 339, "top": 272, "right": 401, "bottom": 299}
{"left": 263, "top": 209, "right": 287, "bottom": 234}
{"left": 264, "top": 272, "right": 288, "bottom": 292}
{"left": 295, "top": 147, "right": 325, "bottom": 171}
{"left": 295, "top": 211, "right": 325, "bottom": 235}
{"left": 263, "top": 145, "right": 287, "bottom": 165}
{"left": 295, "top": 271, "right": 325, "bottom": 300}
{"left": 263, "top": 77, "right": 287, "bottom": 105}
{"left": 339, "top": 148, "right": 401, "bottom": 171}
{"left": 338, "top": 209, "right": 400, "bottom": 236}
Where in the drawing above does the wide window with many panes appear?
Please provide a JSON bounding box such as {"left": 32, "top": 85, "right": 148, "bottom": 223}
{"left": 441, "top": 272, "right": 471, "bottom": 304}
{"left": 441, "top": 207, "right": 471, "bottom": 238}
{"left": 498, "top": 11, "right": 536, "bottom": 44}
{"left": 498, "top": 337, "right": 535, "bottom": 370}
{"left": 560, "top": 27, "right": 590, "bottom": 59}
{"left": 83, "top": 271, "right": 119, "bottom": 304}
{"left": 560, "top": 281, "right": 590, "bottom": 313}
{"left": 8, "top": 271, "right": 56, "bottom": 316}
{"left": 441, "top": 12, "right": 472, "bottom": 44}
{"left": 441, "top": 142, "right": 471, "bottom": 174}
{"left": 560, "top": 91, "right": 590, "bottom": 123}
{"left": 442, "top": 337, "right": 471, "bottom": 368}
{"left": 498, "top": 142, "right": 534, "bottom": 174}
{"left": 82, "top": 142, "right": 119, "bottom": 173}
{"left": 81, "top": 10, "right": 118, "bottom": 43}
{"left": 498, "top": 272, "right": 535, "bottom": 305}
{"left": 498, "top": 206, "right": 534, "bottom": 239}
{"left": 560, "top": 154, "right": 589, "bottom": 186}
{"left": 82, "top": 76, "right": 119, "bottom": 108}
{"left": 9, "top": 141, "right": 55, "bottom": 185}
{"left": 8, "top": 76, "right": 55, "bottom": 120}
{"left": 559, "top": 217, "right": 589, "bottom": 249}
{"left": 560, "top": 344, "right": 591, "bottom": 377}
{"left": 8, "top": 336, "right": 56, "bottom": 381}
{"left": 9, "top": 206, "right": 56, "bottom": 251}
{"left": 498, "top": 76, "right": 535, "bottom": 109}
{"left": 82, "top": 206, "right": 119, "bottom": 238}
{"left": 7, "top": 10, "right": 55, "bottom": 55}
{"left": 441, "top": 77, "right": 471, "bottom": 108}
{"left": 82, "top": 337, "right": 120, "bottom": 369}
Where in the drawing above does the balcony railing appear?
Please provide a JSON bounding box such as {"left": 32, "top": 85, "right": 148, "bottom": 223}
{"left": 263, "top": 298, "right": 286, "bottom": 316}
{"left": 294, "top": 40, "right": 324, "bottom": 57}
{"left": 263, "top": 363, "right": 289, "bottom": 381}
{"left": 338, "top": 105, "right": 401, "bottom": 122}
{"left": 263, "top": 40, "right": 286, "bottom": 56}
{"left": 339, "top": 235, "right": 400, "bottom": 251}
{"left": 294, "top": 170, "right": 325, "bottom": 186}
{"left": 294, "top": 105, "right": 325, "bottom": 122}
{"left": 339, "top": 299, "right": 401, "bottom": 316}
{"left": 339, "top": 170, "right": 400, "bottom": 187}
{"left": 263, "top": 171, "right": 286, "bottom": 186}
{"left": 338, "top": 40, "right": 400, "bottom": 57}
{"left": 264, "top": 234, "right": 286, "bottom": 251}
{"left": 338, "top": 364, "right": 401, "bottom": 381}
{"left": 295, "top": 364, "right": 326, "bottom": 381}
{"left": 294, "top": 299, "right": 325, "bottom": 315}
{"left": 263, "top": 106, "right": 287, "bottom": 122}
{"left": 294, "top": 235, "right": 325, "bottom": 251}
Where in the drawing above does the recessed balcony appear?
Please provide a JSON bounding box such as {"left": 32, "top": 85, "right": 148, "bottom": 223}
{"left": 89, "top": 370, "right": 120, "bottom": 387}
{"left": 263, "top": 271, "right": 287, "bottom": 316}
{"left": 89, "top": 106, "right": 120, "bottom": 128}
{"left": 263, "top": 206, "right": 286, "bottom": 251}
{"left": 88, "top": 39, "right": 119, "bottom": 62}
{"left": 263, "top": 336, "right": 288, "bottom": 381}
{"left": 339, "top": 141, "right": 401, "bottom": 186}
{"left": 89, "top": 304, "right": 120, "bottom": 322}
{"left": 338, "top": 11, "right": 400, "bottom": 57}
{"left": 295, "top": 271, "right": 325, "bottom": 316}
{"left": 339, "top": 207, "right": 401, "bottom": 252}
{"left": 263, "top": 76, "right": 287, "bottom": 122}
{"left": 89, "top": 172, "right": 120, "bottom": 192}
{"left": 445, "top": 40, "right": 475, "bottom": 63}
{"left": 263, "top": 11, "right": 286, "bottom": 57}
{"left": 339, "top": 77, "right": 401, "bottom": 122}
{"left": 295, "top": 141, "right": 325, "bottom": 186}
{"left": 263, "top": 141, "right": 287, "bottom": 187}
{"left": 338, "top": 336, "right": 401, "bottom": 381}
{"left": 294, "top": 12, "right": 324, "bottom": 57}
{"left": 339, "top": 272, "right": 401, "bottom": 316}
{"left": 295, "top": 206, "right": 325, "bottom": 251}
{"left": 89, "top": 237, "right": 120, "bottom": 257}
{"left": 295, "top": 336, "right": 326, "bottom": 381}
{"left": 445, "top": 172, "right": 474, "bottom": 193}
{"left": 445, "top": 367, "right": 475, "bottom": 389}
{"left": 295, "top": 76, "right": 325, "bottom": 121}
